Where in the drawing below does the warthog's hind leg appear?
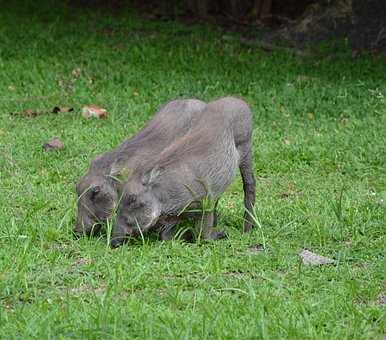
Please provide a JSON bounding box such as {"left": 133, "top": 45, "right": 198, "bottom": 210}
{"left": 238, "top": 142, "right": 256, "bottom": 232}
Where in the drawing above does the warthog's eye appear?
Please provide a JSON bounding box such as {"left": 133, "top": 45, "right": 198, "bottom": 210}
{"left": 126, "top": 194, "right": 137, "bottom": 205}
{"left": 90, "top": 186, "right": 101, "bottom": 200}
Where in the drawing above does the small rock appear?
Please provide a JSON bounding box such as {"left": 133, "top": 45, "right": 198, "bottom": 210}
{"left": 299, "top": 249, "right": 335, "bottom": 266}
{"left": 43, "top": 138, "right": 64, "bottom": 151}
{"left": 82, "top": 105, "right": 107, "bottom": 119}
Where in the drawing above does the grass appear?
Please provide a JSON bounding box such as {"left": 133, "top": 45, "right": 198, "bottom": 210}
{"left": 0, "top": 2, "right": 385, "bottom": 338}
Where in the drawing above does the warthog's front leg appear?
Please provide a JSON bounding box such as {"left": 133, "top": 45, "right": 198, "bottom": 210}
{"left": 158, "top": 218, "right": 179, "bottom": 241}
{"left": 194, "top": 211, "right": 227, "bottom": 240}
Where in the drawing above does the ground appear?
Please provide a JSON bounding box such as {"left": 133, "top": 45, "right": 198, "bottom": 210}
{"left": 0, "top": 2, "right": 385, "bottom": 339}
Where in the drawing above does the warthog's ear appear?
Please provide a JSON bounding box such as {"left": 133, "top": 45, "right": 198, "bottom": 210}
{"left": 109, "top": 165, "right": 131, "bottom": 183}
{"left": 142, "top": 166, "right": 162, "bottom": 186}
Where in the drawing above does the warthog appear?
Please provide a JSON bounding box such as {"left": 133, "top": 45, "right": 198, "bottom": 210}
{"left": 112, "top": 96, "right": 256, "bottom": 247}
{"left": 74, "top": 99, "right": 207, "bottom": 236}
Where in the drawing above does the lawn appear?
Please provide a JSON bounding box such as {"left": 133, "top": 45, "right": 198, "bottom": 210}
{"left": 0, "top": 2, "right": 385, "bottom": 339}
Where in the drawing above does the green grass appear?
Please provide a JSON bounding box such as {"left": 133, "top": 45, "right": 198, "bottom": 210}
{"left": 0, "top": 2, "right": 385, "bottom": 339}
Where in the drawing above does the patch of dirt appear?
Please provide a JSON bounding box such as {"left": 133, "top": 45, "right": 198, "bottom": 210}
{"left": 68, "top": 284, "right": 106, "bottom": 295}
{"left": 299, "top": 249, "right": 336, "bottom": 266}
{"left": 72, "top": 258, "right": 93, "bottom": 268}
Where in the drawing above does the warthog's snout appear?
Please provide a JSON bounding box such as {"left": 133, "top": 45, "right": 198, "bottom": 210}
{"left": 110, "top": 217, "right": 135, "bottom": 248}
{"left": 74, "top": 213, "right": 102, "bottom": 237}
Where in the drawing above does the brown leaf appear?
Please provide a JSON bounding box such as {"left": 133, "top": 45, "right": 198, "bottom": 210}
{"left": 307, "top": 112, "right": 315, "bottom": 120}
{"left": 52, "top": 106, "right": 74, "bottom": 113}
{"left": 43, "top": 138, "right": 64, "bottom": 151}
{"left": 283, "top": 139, "right": 291, "bottom": 145}
{"left": 82, "top": 105, "right": 107, "bottom": 119}
{"left": 299, "top": 249, "right": 335, "bottom": 266}
{"left": 248, "top": 244, "right": 265, "bottom": 253}
{"left": 72, "top": 68, "right": 81, "bottom": 78}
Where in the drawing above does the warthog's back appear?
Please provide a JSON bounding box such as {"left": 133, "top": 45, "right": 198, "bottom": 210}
{"left": 89, "top": 99, "right": 207, "bottom": 176}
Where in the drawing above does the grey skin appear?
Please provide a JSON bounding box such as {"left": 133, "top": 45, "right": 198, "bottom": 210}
{"left": 74, "top": 99, "right": 209, "bottom": 237}
{"left": 112, "top": 96, "right": 256, "bottom": 247}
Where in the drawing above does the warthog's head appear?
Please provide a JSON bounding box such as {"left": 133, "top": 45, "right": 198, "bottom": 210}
{"left": 111, "top": 167, "right": 162, "bottom": 247}
{"left": 74, "top": 174, "right": 119, "bottom": 237}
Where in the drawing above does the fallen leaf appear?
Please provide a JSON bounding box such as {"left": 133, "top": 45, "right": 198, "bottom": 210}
{"left": 225, "top": 201, "right": 235, "bottom": 209}
{"left": 72, "top": 68, "right": 81, "bottom": 77}
{"left": 248, "top": 244, "right": 264, "bottom": 253}
{"left": 82, "top": 105, "right": 107, "bottom": 119}
{"left": 43, "top": 138, "right": 64, "bottom": 151}
{"left": 299, "top": 249, "right": 335, "bottom": 266}
{"left": 52, "top": 106, "right": 74, "bottom": 113}
{"left": 307, "top": 112, "right": 315, "bottom": 120}
{"left": 133, "top": 91, "right": 139, "bottom": 96}
{"left": 283, "top": 139, "right": 291, "bottom": 145}
{"left": 8, "top": 85, "right": 16, "bottom": 91}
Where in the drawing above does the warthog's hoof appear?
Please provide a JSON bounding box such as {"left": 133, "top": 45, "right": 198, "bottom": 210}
{"left": 110, "top": 238, "right": 126, "bottom": 248}
{"left": 209, "top": 230, "right": 228, "bottom": 240}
